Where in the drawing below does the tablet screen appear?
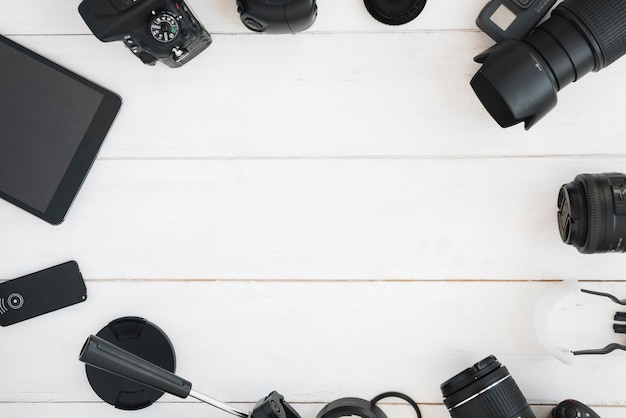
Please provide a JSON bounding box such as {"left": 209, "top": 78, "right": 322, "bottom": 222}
{"left": 0, "top": 35, "right": 121, "bottom": 224}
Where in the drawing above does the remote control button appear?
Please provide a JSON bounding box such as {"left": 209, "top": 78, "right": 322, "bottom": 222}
{"left": 8, "top": 293, "right": 24, "bottom": 309}
{"left": 564, "top": 406, "right": 580, "bottom": 418}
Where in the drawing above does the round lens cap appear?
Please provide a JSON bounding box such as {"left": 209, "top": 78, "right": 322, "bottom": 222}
{"left": 363, "top": 0, "right": 427, "bottom": 25}
{"left": 85, "top": 317, "right": 176, "bottom": 410}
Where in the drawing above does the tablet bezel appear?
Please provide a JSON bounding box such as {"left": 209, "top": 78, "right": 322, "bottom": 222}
{"left": 0, "top": 34, "right": 122, "bottom": 225}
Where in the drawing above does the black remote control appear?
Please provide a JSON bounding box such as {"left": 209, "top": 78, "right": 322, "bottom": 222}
{"left": 553, "top": 400, "right": 601, "bottom": 418}
{"left": 0, "top": 261, "right": 87, "bottom": 326}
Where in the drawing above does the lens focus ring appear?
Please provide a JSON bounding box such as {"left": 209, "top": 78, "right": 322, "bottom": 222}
{"left": 557, "top": 0, "right": 626, "bottom": 67}
{"left": 578, "top": 174, "right": 604, "bottom": 254}
{"left": 448, "top": 376, "right": 534, "bottom": 418}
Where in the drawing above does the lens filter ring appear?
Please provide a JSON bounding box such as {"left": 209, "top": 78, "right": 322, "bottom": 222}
{"left": 371, "top": 392, "right": 422, "bottom": 418}
{"left": 578, "top": 174, "right": 604, "bottom": 254}
{"left": 363, "top": 0, "right": 427, "bottom": 25}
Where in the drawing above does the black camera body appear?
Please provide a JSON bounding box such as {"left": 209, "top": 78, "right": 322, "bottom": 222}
{"left": 476, "top": 0, "right": 558, "bottom": 41}
{"left": 79, "top": 0, "right": 212, "bottom": 68}
{"left": 471, "top": 0, "right": 626, "bottom": 129}
{"left": 237, "top": 0, "right": 317, "bottom": 33}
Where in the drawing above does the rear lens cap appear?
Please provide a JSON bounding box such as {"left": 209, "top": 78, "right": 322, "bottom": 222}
{"left": 363, "top": 0, "right": 427, "bottom": 25}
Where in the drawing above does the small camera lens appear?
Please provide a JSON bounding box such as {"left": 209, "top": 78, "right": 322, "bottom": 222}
{"left": 558, "top": 173, "right": 626, "bottom": 254}
{"left": 440, "top": 356, "right": 536, "bottom": 418}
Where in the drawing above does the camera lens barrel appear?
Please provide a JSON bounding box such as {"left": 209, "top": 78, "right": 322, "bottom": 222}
{"left": 555, "top": 0, "right": 626, "bottom": 68}
{"left": 441, "top": 356, "right": 536, "bottom": 418}
{"left": 558, "top": 173, "right": 626, "bottom": 254}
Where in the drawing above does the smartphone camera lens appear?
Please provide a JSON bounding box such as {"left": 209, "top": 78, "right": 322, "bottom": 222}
{"left": 440, "top": 355, "right": 536, "bottom": 418}
{"left": 558, "top": 173, "right": 626, "bottom": 254}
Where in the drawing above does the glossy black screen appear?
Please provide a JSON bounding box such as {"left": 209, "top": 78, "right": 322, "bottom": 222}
{"left": 0, "top": 40, "right": 104, "bottom": 212}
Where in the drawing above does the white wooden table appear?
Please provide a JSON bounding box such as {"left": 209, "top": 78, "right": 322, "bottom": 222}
{"left": 1, "top": 1, "right": 626, "bottom": 417}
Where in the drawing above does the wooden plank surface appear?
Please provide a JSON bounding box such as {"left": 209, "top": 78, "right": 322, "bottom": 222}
{"left": 1, "top": 158, "right": 626, "bottom": 280}
{"left": 2, "top": 0, "right": 626, "bottom": 416}
{"left": 2, "top": 281, "right": 626, "bottom": 407}
{"left": 2, "top": 33, "right": 625, "bottom": 159}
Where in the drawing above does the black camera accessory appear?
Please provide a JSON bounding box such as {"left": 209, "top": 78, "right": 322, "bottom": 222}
{"left": 614, "top": 311, "right": 626, "bottom": 334}
{"left": 79, "top": 0, "right": 212, "bottom": 68}
{"left": 0, "top": 35, "right": 121, "bottom": 224}
{"left": 317, "top": 398, "right": 385, "bottom": 418}
{"left": 552, "top": 400, "right": 601, "bottom": 418}
{"left": 558, "top": 173, "right": 626, "bottom": 254}
{"left": 0, "top": 261, "right": 86, "bottom": 327}
{"left": 535, "top": 279, "right": 626, "bottom": 364}
{"left": 363, "top": 0, "right": 427, "bottom": 25}
{"left": 84, "top": 317, "right": 177, "bottom": 410}
{"left": 317, "top": 392, "right": 421, "bottom": 418}
{"left": 471, "top": 0, "right": 626, "bottom": 129}
{"left": 80, "top": 326, "right": 295, "bottom": 418}
{"left": 476, "top": 0, "right": 557, "bottom": 41}
{"left": 237, "top": 0, "right": 317, "bottom": 33}
{"left": 440, "top": 355, "right": 536, "bottom": 418}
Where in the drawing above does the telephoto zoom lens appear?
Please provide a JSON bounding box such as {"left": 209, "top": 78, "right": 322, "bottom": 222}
{"left": 440, "top": 355, "right": 536, "bottom": 418}
{"left": 471, "top": 0, "right": 626, "bottom": 129}
{"left": 558, "top": 173, "right": 626, "bottom": 254}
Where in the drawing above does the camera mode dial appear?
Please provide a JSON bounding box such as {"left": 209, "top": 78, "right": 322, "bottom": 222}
{"left": 149, "top": 11, "right": 180, "bottom": 43}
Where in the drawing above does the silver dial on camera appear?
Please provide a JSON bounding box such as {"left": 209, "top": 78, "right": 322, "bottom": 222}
{"left": 149, "top": 12, "right": 180, "bottom": 43}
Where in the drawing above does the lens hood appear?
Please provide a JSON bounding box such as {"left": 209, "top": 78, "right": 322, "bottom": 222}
{"left": 471, "top": 40, "right": 557, "bottom": 129}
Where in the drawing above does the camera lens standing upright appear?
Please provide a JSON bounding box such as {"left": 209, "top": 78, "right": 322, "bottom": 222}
{"left": 471, "top": 0, "right": 626, "bottom": 129}
{"left": 440, "top": 355, "right": 536, "bottom": 418}
{"left": 558, "top": 173, "right": 626, "bottom": 254}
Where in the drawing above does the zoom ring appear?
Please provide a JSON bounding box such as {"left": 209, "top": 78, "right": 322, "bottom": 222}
{"left": 559, "top": 0, "right": 626, "bottom": 67}
{"left": 449, "top": 378, "right": 533, "bottom": 418}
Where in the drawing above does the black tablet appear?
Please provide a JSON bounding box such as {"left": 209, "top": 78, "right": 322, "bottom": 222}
{"left": 0, "top": 34, "right": 121, "bottom": 224}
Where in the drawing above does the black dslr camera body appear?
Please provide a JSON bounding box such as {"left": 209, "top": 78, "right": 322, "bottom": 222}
{"left": 79, "top": 0, "right": 212, "bottom": 68}
{"left": 471, "top": 0, "right": 626, "bottom": 129}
